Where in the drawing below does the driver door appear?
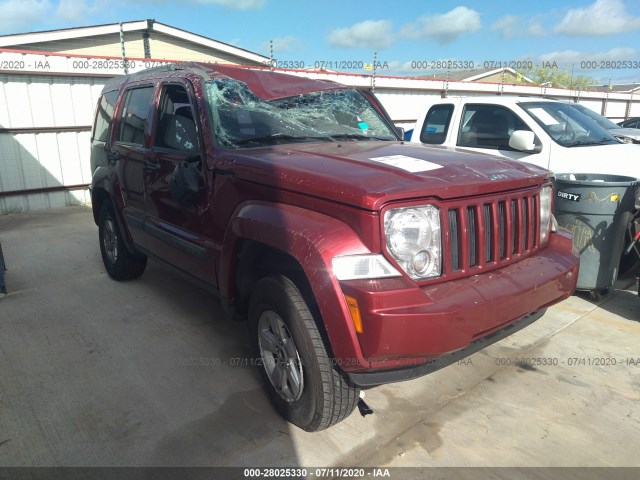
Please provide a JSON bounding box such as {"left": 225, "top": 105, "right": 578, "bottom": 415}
{"left": 144, "top": 81, "right": 217, "bottom": 286}
{"left": 455, "top": 104, "right": 549, "bottom": 169}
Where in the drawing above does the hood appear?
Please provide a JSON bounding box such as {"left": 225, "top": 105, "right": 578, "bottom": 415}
{"left": 550, "top": 141, "right": 640, "bottom": 179}
{"left": 216, "top": 142, "right": 549, "bottom": 210}
{"left": 609, "top": 127, "right": 640, "bottom": 143}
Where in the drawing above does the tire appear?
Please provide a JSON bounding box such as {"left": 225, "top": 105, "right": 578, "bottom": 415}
{"left": 620, "top": 217, "right": 640, "bottom": 277}
{"left": 98, "top": 201, "right": 147, "bottom": 281}
{"left": 249, "top": 274, "right": 359, "bottom": 431}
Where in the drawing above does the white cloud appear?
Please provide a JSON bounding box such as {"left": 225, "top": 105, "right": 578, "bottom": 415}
{"left": 0, "top": 0, "right": 265, "bottom": 34}
{"left": 196, "top": 0, "right": 266, "bottom": 8}
{"left": 527, "top": 18, "right": 547, "bottom": 37}
{"left": 326, "top": 20, "right": 394, "bottom": 49}
{"left": 384, "top": 60, "right": 418, "bottom": 75}
{"left": 55, "top": 0, "right": 105, "bottom": 22}
{"left": 400, "top": 6, "right": 481, "bottom": 44}
{"left": 0, "top": 0, "right": 52, "bottom": 31}
{"left": 260, "top": 36, "right": 296, "bottom": 53}
{"left": 555, "top": 0, "right": 640, "bottom": 36}
{"left": 537, "top": 47, "right": 638, "bottom": 66}
{"left": 490, "top": 15, "right": 519, "bottom": 37}
{"left": 491, "top": 14, "right": 547, "bottom": 37}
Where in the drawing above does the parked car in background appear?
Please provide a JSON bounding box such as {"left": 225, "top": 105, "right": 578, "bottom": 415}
{"left": 570, "top": 103, "right": 640, "bottom": 144}
{"left": 618, "top": 118, "right": 640, "bottom": 129}
{"left": 90, "top": 65, "right": 579, "bottom": 431}
{"left": 409, "top": 95, "right": 640, "bottom": 275}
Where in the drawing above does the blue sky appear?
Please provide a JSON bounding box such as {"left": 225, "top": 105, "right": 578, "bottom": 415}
{"left": 1, "top": 0, "right": 639, "bottom": 84}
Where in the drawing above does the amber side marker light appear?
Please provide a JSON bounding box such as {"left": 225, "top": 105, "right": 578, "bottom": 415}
{"left": 345, "top": 295, "right": 363, "bottom": 334}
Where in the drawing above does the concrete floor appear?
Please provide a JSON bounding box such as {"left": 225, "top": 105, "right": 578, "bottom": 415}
{"left": 0, "top": 207, "right": 639, "bottom": 469}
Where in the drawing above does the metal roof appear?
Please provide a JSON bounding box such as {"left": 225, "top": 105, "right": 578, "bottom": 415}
{"left": 592, "top": 84, "right": 640, "bottom": 93}
{"left": 425, "top": 67, "right": 534, "bottom": 84}
{"left": 0, "top": 19, "right": 269, "bottom": 65}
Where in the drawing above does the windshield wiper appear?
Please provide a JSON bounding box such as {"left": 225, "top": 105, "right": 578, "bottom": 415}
{"left": 234, "top": 133, "right": 335, "bottom": 146}
{"left": 564, "top": 138, "right": 616, "bottom": 147}
{"left": 329, "top": 133, "right": 391, "bottom": 141}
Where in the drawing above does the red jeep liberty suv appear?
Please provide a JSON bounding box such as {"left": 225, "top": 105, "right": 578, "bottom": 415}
{"left": 90, "top": 64, "right": 579, "bottom": 431}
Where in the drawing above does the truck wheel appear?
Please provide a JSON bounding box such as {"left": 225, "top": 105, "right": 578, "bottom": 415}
{"left": 249, "top": 274, "right": 359, "bottom": 431}
{"left": 98, "top": 202, "right": 147, "bottom": 281}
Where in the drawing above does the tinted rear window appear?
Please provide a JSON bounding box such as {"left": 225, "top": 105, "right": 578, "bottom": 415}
{"left": 420, "top": 104, "right": 454, "bottom": 144}
{"left": 93, "top": 90, "right": 119, "bottom": 142}
{"left": 117, "top": 87, "right": 154, "bottom": 146}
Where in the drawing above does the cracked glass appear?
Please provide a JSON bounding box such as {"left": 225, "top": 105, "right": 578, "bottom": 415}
{"left": 204, "top": 77, "right": 397, "bottom": 148}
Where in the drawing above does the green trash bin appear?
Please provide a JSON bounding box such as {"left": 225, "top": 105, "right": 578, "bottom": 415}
{"left": 553, "top": 173, "right": 638, "bottom": 295}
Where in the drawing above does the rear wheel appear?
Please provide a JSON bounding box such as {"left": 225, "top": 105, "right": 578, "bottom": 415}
{"left": 249, "top": 274, "right": 359, "bottom": 431}
{"left": 98, "top": 202, "right": 147, "bottom": 281}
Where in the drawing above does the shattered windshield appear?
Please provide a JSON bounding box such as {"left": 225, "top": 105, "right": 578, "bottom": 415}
{"left": 520, "top": 101, "right": 619, "bottom": 147}
{"left": 204, "top": 77, "right": 398, "bottom": 148}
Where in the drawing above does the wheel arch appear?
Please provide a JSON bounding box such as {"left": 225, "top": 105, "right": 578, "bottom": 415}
{"left": 91, "top": 175, "right": 136, "bottom": 253}
{"left": 219, "top": 201, "right": 372, "bottom": 369}
{"left": 91, "top": 187, "right": 110, "bottom": 225}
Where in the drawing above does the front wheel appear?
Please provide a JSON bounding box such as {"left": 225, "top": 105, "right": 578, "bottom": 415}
{"left": 98, "top": 201, "right": 147, "bottom": 281}
{"left": 249, "top": 274, "right": 359, "bottom": 431}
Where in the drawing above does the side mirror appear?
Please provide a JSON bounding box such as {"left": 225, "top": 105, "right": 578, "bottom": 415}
{"left": 395, "top": 127, "right": 405, "bottom": 140}
{"left": 169, "top": 157, "right": 202, "bottom": 207}
{"left": 509, "top": 130, "right": 536, "bottom": 152}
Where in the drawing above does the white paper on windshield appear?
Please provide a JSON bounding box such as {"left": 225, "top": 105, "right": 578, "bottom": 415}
{"left": 528, "top": 108, "right": 559, "bottom": 125}
{"left": 368, "top": 155, "right": 444, "bottom": 173}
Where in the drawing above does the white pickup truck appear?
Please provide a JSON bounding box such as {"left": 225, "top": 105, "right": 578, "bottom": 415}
{"left": 409, "top": 95, "right": 640, "bottom": 275}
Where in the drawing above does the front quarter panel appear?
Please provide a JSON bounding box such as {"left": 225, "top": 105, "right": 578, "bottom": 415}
{"left": 219, "top": 201, "right": 374, "bottom": 369}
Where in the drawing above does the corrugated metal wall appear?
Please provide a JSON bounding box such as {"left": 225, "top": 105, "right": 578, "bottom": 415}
{"left": 1, "top": 61, "right": 639, "bottom": 214}
{"left": 0, "top": 74, "right": 107, "bottom": 214}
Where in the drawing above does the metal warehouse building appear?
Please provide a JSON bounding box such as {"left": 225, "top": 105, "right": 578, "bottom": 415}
{"left": 1, "top": 20, "right": 639, "bottom": 214}
{"left": 0, "top": 20, "right": 269, "bottom": 214}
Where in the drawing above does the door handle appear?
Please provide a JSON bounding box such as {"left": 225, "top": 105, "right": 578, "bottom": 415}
{"left": 144, "top": 161, "right": 161, "bottom": 172}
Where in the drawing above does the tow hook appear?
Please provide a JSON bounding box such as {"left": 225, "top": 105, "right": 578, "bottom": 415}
{"left": 357, "top": 392, "right": 374, "bottom": 417}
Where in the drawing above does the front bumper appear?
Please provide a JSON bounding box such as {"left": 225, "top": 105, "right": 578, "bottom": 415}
{"left": 337, "top": 229, "right": 579, "bottom": 377}
{"left": 348, "top": 309, "right": 546, "bottom": 387}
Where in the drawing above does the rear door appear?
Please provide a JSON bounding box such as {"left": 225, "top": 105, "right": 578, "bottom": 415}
{"left": 111, "top": 85, "right": 155, "bottom": 244}
{"left": 144, "top": 81, "right": 217, "bottom": 286}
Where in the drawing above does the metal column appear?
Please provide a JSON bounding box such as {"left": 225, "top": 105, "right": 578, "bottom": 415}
{"left": 0, "top": 241, "right": 6, "bottom": 295}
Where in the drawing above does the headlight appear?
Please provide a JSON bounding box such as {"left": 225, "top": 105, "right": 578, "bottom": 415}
{"left": 384, "top": 205, "right": 441, "bottom": 280}
{"left": 539, "top": 185, "right": 552, "bottom": 245}
{"left": 332, "top": 254, "right": 401, "bottom": 281}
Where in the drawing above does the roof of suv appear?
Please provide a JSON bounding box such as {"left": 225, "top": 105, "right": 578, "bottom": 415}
{"left": 104, "top": 62, "right": 346, "bottom": 101}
